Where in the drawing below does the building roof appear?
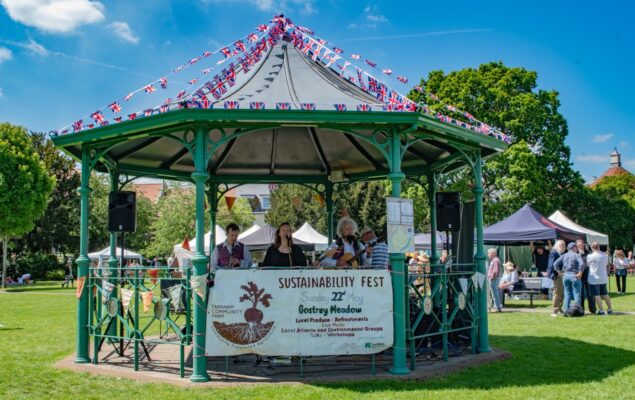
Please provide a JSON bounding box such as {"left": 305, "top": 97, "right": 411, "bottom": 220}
{"left": 132, "top": 182, "right": 164, "bottom": 203}
{"left": 589, "top": 166, "right": 633, "bottom": 187}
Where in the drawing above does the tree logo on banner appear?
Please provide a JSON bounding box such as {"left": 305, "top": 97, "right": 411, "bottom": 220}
{"left": 212, "top": 281, "right": 273, "bottom": 345}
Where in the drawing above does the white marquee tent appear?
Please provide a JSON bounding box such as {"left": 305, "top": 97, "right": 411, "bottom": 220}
{"left": 292, "top": 222, "right": 328, "bottom": 251}
{"left": 88, "top": 246, "right": 143, "bottom": 262}
{"left": 548, "top": 211, "right": 609, "bottom": 245}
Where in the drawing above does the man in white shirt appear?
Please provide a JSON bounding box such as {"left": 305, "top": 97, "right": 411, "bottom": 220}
{"left": 586, "top": 241, "right": 613, "bottom": 315}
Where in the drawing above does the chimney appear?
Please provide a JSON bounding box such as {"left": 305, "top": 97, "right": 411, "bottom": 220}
{"left": 610, "top": 148, "right": 622, "bottom": 167}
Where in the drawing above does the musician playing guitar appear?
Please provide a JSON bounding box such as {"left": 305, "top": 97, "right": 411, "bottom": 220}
{"left": 316, "top": 217, "right": 368, "bottom": 268}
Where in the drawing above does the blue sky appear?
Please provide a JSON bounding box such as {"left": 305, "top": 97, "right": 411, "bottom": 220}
{"left": 0, "top": 0, "right": 633, "bottom": 181}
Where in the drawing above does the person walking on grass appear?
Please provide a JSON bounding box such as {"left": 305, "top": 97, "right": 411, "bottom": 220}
{"left": 61, "top": 258, "right": 74, "bottom": 288}
{"left": 548, "top": 240, "right": 566, "bottom": 317}
{"left": 487, "top": 248, "right": 503, "bottom": 312}
{"left": 554, "top": 242, "right": 585, "bottom": 315}
{"left": 587, "top": 241, "right": 613, "bottom": 315}
{"left": 613, "top": 249, "right": 628, "bottom": 294}
{"left": 577, "top": 239, "right": 596, "bottom": 314}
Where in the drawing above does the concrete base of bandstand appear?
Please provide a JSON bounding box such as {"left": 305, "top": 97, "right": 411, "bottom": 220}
{"left": 56, "top": 337, "right": 511, "bottom": 387}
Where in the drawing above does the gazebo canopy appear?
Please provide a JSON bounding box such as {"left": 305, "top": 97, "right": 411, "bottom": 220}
{"left": 52, "top": 18, "right": 507, "bottom": 184}
{"left": 484, "top": 204, "right": 585, "bottom": 245}
{"left": 88, "top": 246, "right": 143, "bottom": 261}
{"left": 548, "top": 210, "right": 609, "bottom": 245}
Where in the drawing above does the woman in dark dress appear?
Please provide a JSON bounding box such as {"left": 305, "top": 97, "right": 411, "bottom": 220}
{"left": 261, "top": 222, "right": 307, "bottom": 267}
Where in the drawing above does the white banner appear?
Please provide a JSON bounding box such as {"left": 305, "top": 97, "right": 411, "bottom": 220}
{"left": 206, "top": 269, "right": 393, "bottom": 356}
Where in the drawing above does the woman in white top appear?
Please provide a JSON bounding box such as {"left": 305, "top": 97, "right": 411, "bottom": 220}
{"left": 614, "top": 249, "right": 628, "bottom": 294}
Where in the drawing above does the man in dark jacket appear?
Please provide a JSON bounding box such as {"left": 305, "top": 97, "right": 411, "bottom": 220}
{"left": 547, "top": 240, "right": 566, "bottom": 317}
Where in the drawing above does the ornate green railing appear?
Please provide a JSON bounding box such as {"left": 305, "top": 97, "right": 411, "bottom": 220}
{"left": 87, "top": 265, "right": 193, "bottom": 377}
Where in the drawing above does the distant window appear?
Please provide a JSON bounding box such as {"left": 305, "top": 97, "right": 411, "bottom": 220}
{"left": 260, "top": 195, "right": 271, "bottom": 210}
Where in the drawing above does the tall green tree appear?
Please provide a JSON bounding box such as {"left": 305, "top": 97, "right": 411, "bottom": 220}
{"left": 0, "top": 123, "right": 55, "bottom": 287}
{"left": 408, "top": 62, "right": 584, "bottom": 223}
{"left": 13, "top": 132, "right": 80, "bottom": 256}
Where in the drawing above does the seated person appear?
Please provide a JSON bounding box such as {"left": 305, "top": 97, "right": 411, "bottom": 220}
{"left": 499, "top": 262, "right": 519, "bottom": 305}
{"left": 360, "top": 227, "right": 389, "bottom": 269}
{"left": 317, "top": 217, "right": 367, "bottom": 268}
{"left": 211, "top": 223, "right": 252, "bottom": 269}
{"left": 261, "top": 222, "right": 307, "bottom": 267}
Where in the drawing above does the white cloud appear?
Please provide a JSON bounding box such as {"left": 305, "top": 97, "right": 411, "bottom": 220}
{"left": 108, "top": 21, "right": 139, "bottom": 44}
{"left": 0, "top": 47, "right": 12, "bottom": 63}
{"left": 348, "top": 4, "right": 389, "bottom": 29}
{"left": 592, "top": 133, "right": 613, "bottom": 143}
{"left": 0, "top": 0, "right": 105, "bottom": 33}
{"left": 576, "top": 154, "right": 607, "bottom": 163}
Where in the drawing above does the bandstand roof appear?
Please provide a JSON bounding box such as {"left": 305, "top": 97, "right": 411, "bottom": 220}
{"left": 52, "top": 16, "right": 509, "bottom": 183}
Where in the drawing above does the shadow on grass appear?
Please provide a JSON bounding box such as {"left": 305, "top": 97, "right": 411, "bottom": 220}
{"left": 4, "top": 285, "right": 73, "bottom": 293}
{"left": 315, "top": 335, "right": 635, "bottom": 392}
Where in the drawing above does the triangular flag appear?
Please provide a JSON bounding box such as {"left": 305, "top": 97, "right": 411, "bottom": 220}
{"left": 340, "top": 208, "right": 350, "bottom": 217}
{"left": 169, "top": 284, "right": 184, "bottom": 312}
{"left": 181, "top": 236, "right": 191, "bottom": 251}
{"left": 471, "top": 274, "right": 478, "bottom": 290}
{"left": 314, "top": 194, "right": 325, "bottom": 207}
{"left": 76, "top": 276, "right": 86, "bottom": 299}
{"left": 190, "top": 274, "right": 208, "bottom": 300}
{"left": 225, "top": 196, "right": 237, "bottom": 211}
{"left": 120, "top": 288, "right": 133, "bottom": 314}
{"left": 458, "top": 278, "right": 468, "bottom": 295}
{"left": 148, "top": 268, "right": 159, "bottom": 285}
{"left": 141, "top": 291, "right": 153, "bottom": 312}
{"left": 101, "top": 281, "right": 115, "bottom": 303}
{"left": 476, "top": 272, "right": 486, "bottom": 290}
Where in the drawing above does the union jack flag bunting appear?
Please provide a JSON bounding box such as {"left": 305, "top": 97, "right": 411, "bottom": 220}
{"left": 91, "top": 111, "right": 105, "bottom": 124}
{"left": 350, "top": 54, "right": 360, "bottom": 60}
{"left": 87, "top": 124, "right": 95, "bottom": 129}
{"left": 176, "top": 90, "right": 186, "bottom": 99}
{"left": 413, "top": 85, "right": 424, "bottom": 93}
{"left": 100, "top": 120, "right": 109, "bottom": 127}
{"left": 224, "top": 101, "right": 240, "bottom": 109}
{"left": 383, "top": 104, "right": 398, "bottom": 111}
{"left": 144, "top": 108, "right": 153, "bottom": 117}
{"left": 397, "top": 76, "right": 408, "bottom": 84}
{"left": 333, "top": 47, "right": 343, "bottom": 54}
{"left": 221, "top": 47, "right": 231, "bottom": 58}
{"left": 388, "top": 91, "right": 401, "bottom": 105}
{"left": 368, "top": 77, "right": 378, "bottom": 92}
{"left": 226, "top": 68, "right": 236, "bottom": 86}
{"left": 376, "top": 84, "right": 387, "bottom": 102}
{"left": 276, "top": 102, "right": 291, "bottom": 110}
{"left": 356, "top": 69, "right": 365, "bottom": 89}
{"left": 333, "top": 104, "right": 347, "bottom": 111}
{"left": 203, "top": 51, "right": 212, "bottom": 57}
{"left": 114, "top": 117, "right": 123, "bottom": 122}
{"left": 404, "top": 102, "right": 418, "bottom": 112}
{"left": 247, "top": 33, "right": 258, "bottom": 42}
{"left": 365, "top": 59, "right": 376, "bottom": 67}
{"left": 250, "top": 101, "right": 265, "bottom": 110}
{"left": 301, "top": 103, "right": 316, "bottom": 111}
{"left": 464, "top": 112, "right": 475, "bottom": 120}
{"left": 357, "top": 104, "right": 372, "bottom": 111}
{"left": 234, "top": 40, "right": 246, "bottom": 52}
{"left": 124, "top": 93, "right": 133, "bottom": 101}
{"left": 188, "top": 79, "right": 198, "bottom": 85}
{"left": 382, "top": 69, "right": 393, "bottom": 75}
{"left": 159, "top": 104, "right": 169, "bottom": 113}
{"left": 323, "top": 54, "right": 340, "bottom": 67}
{"left": 198, "top": 97, "right": 212, "bottom": 109}
{"left": 144, "top": 84, "right": 156, "bottom": 93}
{"left": 72, "top": 120, "right": 83, "bottom": 132}
{"left": 61, "top": 130, "right": 68, "bottom": 135}
{"left": 160, "top": 77, "right": 168, "bottom": 89}
{"left": 128, "top": 113, "right": 137, "bottom": 120}
{"left": 257, "top": 24, "right": 268, "bottom": 32}
{"left": 190, "top": 57, "right": 200, "bottom": 65}
{"left": 211, "top": 90, "right": 222, "bottom": 100}
{"left": 109, "top": 102, "right": 122, "bottom": 113}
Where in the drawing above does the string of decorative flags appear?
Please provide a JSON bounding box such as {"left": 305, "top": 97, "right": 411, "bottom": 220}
{"left": 55, "top": 15, "right": 510, "bottom": 144}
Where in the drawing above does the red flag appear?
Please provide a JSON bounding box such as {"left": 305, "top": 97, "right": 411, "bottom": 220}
{"left": 225, "top": 196, "right": 236, "bottom": 211}
{"left": 181, "top": 236, "right": 191, "bottom": 251}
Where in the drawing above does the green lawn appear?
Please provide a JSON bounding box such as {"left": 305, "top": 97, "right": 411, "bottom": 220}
{"left": 1, "top": 279, "right": 634, "bottom": 400}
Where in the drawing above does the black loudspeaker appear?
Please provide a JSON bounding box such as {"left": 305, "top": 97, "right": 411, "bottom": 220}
{"left": 108, "top": 191, "right": 136, "bottom": 233}
{"left": 436, "top": 192, "right": 461, "bottom": 231}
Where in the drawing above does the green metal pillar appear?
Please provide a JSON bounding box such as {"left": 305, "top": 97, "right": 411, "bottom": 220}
{"left": 472, "top": 151, "right": 490, "bottom": 352}
{"left": 325, "top": 182, "right": 334, "bottom": 243}
{"left": 427, "top": 172, "right": 441, "bottom": 307}
{"left": 75, "top": 147, "right": 91, "bottom": 363}
{"left": 107, "top": 171, "right": 119, "bottom": 340}
{"left": 388, "top": 132, "right": 409, "bottom": 375}
{"left": 190, "top": 127, "right": 211, "bottom": 383}
{"left": 208, "top": 183, "right": 218, "bottom": 266}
